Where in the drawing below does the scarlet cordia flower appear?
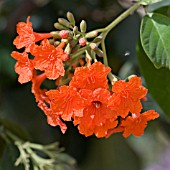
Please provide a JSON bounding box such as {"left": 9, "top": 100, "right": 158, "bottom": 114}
{"left": 13, "top": 16, "right": 52, "bottom": 52}
{"left": 30, "top": 39, "right": 68, "bottom": 79}
{"left": 11, "top": 51, "right": 34, "bottom": 84}
{"left": 107, "top": 110, "right": 159, "bottom": 138}
{"left": 73, "top": 88, "right": 118, "bottom": 138}
{"left": 38, "top": 101, "right": 67, "bottom": 133}
{"left": 108, "top": 76, "right": 148, "bottom": 118}
{"left": 31, "top": 72, "right": 47, "bottom": 102}
{"left": 31, "top": 73, "right": 67, "bottom": 133}
{"left": 46, "top": 86, "right": 87, "bottom": 121}
{"left": 70, "top": 62, "right": 111, "bottom": 90}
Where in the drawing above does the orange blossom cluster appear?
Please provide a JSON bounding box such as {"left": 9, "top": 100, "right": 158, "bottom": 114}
{"left": 11, "top": 16, "right": 159, "bottom": 138}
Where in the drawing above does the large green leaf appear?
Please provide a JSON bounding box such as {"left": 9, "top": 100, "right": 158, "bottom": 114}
{"left": 137, "top": 41, "right": 170, "bottom": 117}
{"left": 140, "top": 13, "right": 170, "bottom": 69}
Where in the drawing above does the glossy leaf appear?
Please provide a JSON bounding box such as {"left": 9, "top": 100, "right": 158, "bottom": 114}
{"left": 137, "top": 41, "right": 170, "bottom": 117}
{"left": 140, "top": 13, "right": 170, "bottom": 69}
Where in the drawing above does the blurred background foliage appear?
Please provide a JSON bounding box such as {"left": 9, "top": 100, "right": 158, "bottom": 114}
{"left": 0, "top": 0, "right": 170, "bottom": 170}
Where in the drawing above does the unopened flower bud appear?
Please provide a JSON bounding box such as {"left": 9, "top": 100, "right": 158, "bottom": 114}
{"left": 48, "top": 39, "right": 55, "bottom": 44}
{"left": 64, "top": 43, "right": 71, "bottom": 54}
{"left": 51, "top": 31, "right": 60, "bottom": 39}
{"left": 58, "top": 18, "right": 71, "bottom": 28}
{"left": 59, "top": 30, "right": 69, "bottom": 39}
{"left": 67, "top": 12, "right": 75, "bottom": 27}
{"left": 80, "top": 20, "right": 87, "bottom": 33}
{"left": 54, "top": 41, "right": 60, "bottom": 46}
{"left": 89, "top": 43, "right": 98, "bottom": 50}
{"left": 95, "top": 48, "right": 103, "bottom": 57}
{"left": 93, "top": 36, "right": 102, "bottom": 43}
{"left": 85, "top": 31, "right": 98, "bottom": 38}
{"left": 54, "top": 23, "right": 67, "bottom": 30}
{"left": 73, "top": 26, "right": 78, "bottom": 34}
{"left": 79, "top": 38, "right": 86, "bottom": 46}
{"left": 76, "top": 34, "right": 81, "bottom": 39}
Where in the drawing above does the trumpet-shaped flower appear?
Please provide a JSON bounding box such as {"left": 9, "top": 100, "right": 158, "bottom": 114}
{"left": 121, "top": 110, "right": 159, "bottom": 137}
{"left": 74, "top": 88, "right": 118, "bottom": 138}
{"left": 109, "top": 76, "right": 148, "bottom": 118}
{"left": 11, "top": 51, "right": 34, "bottom": 84}
{"left": 31, "top": 72, "right": 67, "bottom": 133}
{"left": 106, "top": 110, "right": 159, "bottom": 138}
{"left": 70, "top": 62, "right": 111, "bottom": 90}
{"left": 13, "top": 16, "right": 52, "bottom": 52}
{"left": 46, "top": 86, "right": 87, "bottom": 121}
{"left": 30, "top": 39, "right": 68, "bottom": 79}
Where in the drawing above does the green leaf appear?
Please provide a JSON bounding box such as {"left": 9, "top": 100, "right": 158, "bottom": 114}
{"left": 140, "top": 0, "right": 162, "bottom": 5}
{"left": 137, "top": 41, "right": 170, "bottom": 117}
{"left": 153, "top": 6, "right": 170, "bottom": 17}
{"left": 140, "top": 13, "right": 170, "bottom": 69}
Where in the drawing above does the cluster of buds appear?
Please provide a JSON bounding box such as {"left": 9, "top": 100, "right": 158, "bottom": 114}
{"left": 50, "top": 12, "right": 103, "bottom": 61}
{"left": 11, "top": 12, "right": 159, "bottom": 138}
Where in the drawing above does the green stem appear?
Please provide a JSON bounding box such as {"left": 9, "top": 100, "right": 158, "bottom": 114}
{"left": 101, "top": 38, "right": 108, "bottom": 66}
{"left": 5, "top": 129, "right": 21, "bottom": 142}
{"left": 70, "top": 46, "right": 88, "bottom": 59}
{"left": 104, "top": 2, "right": 141, "bottom": 35}
{"left": 71, "top": 2, "right": 141, "bottom": 67}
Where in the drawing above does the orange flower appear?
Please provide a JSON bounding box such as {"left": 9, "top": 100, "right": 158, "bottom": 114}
{"left": 31, "top": 72, "right": 47, "bottom": 102}
{"left": 30, "top": 39, "right": 68, "bottom": 79}
{"left": 46, "top": 86, "right": 87, "bottom": 121}
{"left": 106, "top": 110, "right": 159, "bottom": 138}
{"left": 74, "top": 88, "right": 118, "bottom": 138}
{"left": 38, "top": 101, "right": 67, "bottom": 133}
{"left": 121, "top": 110, "right": 159, "bottom": 137}
{"left": 13, "top": 16, "right": 52, "bottom": 52}
{"left": 109, "top": 76, "right": 147, "bottom": 118}
{"left": 11, "top": 51, "right": 34, "bottom": 84}
{"left": 31, "top": 72, "right": 67, "bottom": 133}
{"left": 70, "top": 62, "right": 111, "bottom": 90}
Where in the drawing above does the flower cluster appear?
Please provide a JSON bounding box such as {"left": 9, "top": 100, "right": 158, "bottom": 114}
{"left": 11, "top": 15, "right": 159, "bottom": 138}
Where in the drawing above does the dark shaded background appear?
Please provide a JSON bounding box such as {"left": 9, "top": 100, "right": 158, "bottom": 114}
{"left": 0, "top": 0, "right": 169, "bottom": 170}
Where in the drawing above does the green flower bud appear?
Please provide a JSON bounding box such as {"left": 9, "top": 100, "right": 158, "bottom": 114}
{"left": 80, "top": 20, "right": 87, "bottom": 33}
{"left": 54, "top": 41, "right": 60, "bottom": 46}
{"left": 95, "top": 48, "right": 104, "bottom": 57}
{"left": 85, "top": 31, "right": 98, "bottom": 38}
{"left": 48, "top": 39, "right": 55, "bottom": 44}
{"left": 51, "top": 31, "right": 60, "bottom": 39}
{"left": 58, "top": 18, "right": 71, "bottom": 28}
{"left": 93, "top": 35, "right": 102, "bottom": 43}
{"left": 67, "top": 12, "right": 76, "bottom": 27}
{"left": 73, "top": 26, "right": 78, "bottom": 34}
{"left": 89, "top": 43, "right": 98, "bottom": 50}
{"left": 54, "top": 23, "right": 67, "bottom": 30}
{"left": 64, "top": 43, "right": 71, "bottom": 54}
